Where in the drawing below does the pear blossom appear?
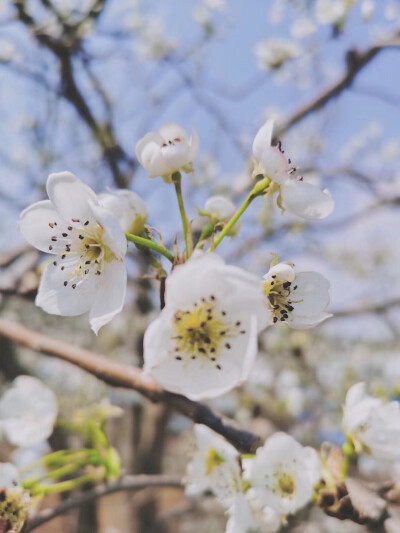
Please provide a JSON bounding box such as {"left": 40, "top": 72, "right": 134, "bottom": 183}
{"left": 135, "top": 123, "right": 199, "bottom": 182}
{"left": 185, "top": 425, "right": 241, "bottom": 506}
{"left": 98, "top": 189, "right": 148, "bottom": 235}
{"left": 0, "top": 376, "right": 58, "bottom": 447}
{"left": 343, "top": 382, "right": 400, "bottom": 462}
{"left": 247, "top": 432, "right": 321, "bottom": 516}
{"left": 252, "top": 120, "right": 334, "bottom": 220}
{"left": 262, "top": 261, "right": 331, "bottom": 329}
{"left": 143, "top": 252, "right": 265, "bottom": 400}
{"left": 315, "top": 0, "right": 347, "bottom": 25}
{"left": 255, "top": 38, "right": 301, "bottom": 70}
{"left": 0, "top": 462, "right": 31, "bottom": 532}
{"left": 226, "top": 494, "right": 281, "bottom": 533}
{"left": 19, "top": 172, "right": 127, "bottom": 334}
{"left": 203, "top": 196, "right": 241, "bottom": 235}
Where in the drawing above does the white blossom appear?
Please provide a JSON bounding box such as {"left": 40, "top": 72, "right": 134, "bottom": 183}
{"left": 255, "top": 38, "right": 302, "bottom": 70}
{"left": 252, "top": 120, "right": 334, "bottom": 220}
{"left": 19, "top": 172, "right": 128, "bottom": 334}
{"left": 143, "top": 252, "right": 265, "bottom": 400}
{"left": 203, "top": 196, "right": 241, "bottom": 235}
{"left": 247, "top": 432, "right": 321, "bottom": 516}
{"left": 343, "top": 382, "right": 400, "bottom": 461}
{"left": 185, "top": 425, "right": 241, "bottom": 506}
{"left": 315, "top": 0, "right": 347, "bottom": 25}
{"left": 99, "top": 189, "right": 148, "bottom": 235}
{"left": 135, "top": 123, "right": 199, "bottom": 182}
{"left": 0, "top": 462, "right": 20, "bottom": 490}
{"left": 0, "top": 376, "right": 58, "bottom": 447}
{"left": 262, "top": 261, "right": 331, "bottom": 329}
{"left": 226, "top": 494, "right": 281, "bottom": 533}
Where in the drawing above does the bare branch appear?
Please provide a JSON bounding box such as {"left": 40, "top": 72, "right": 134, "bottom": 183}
{"left": 23, "top": 474, "right": 183, "bottom": 532}
{"left": 0, "top": 318, "right": 261, "bottom": 453}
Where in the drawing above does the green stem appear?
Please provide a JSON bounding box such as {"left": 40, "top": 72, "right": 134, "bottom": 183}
{"left": 196, "top": 221, "right": 215, "bottom": 249}
{"left": 172, "top": 172, "right": 193, "bottom": 258}
{"left": 29, "top": 473, "right": 103, "bottom": 496}
{"left": 126, "top": 233, "right": 174, "bottom": 263}
{"left": 341, "top": 440, "right": 355, "bottom": 480}
{"left": 211, "top": 176, "right": 270, "bottom": 251}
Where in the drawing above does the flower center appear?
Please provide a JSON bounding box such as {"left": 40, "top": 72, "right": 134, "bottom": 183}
{"left": 263, "top": 276, "right": 301, "bottom": 324}
{"left": 171, "top": 295, "right": 246, "bottom": 370}
{"left": 47, "top": 218, "right": 116, "bottom": 290}
{"left": 275, "top": 471, "right": 296, "bottom": 499}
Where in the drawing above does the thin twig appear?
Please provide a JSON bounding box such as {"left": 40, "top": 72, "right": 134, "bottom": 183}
{"left": 23, "top": 475, "right": 183, "bottom": 532}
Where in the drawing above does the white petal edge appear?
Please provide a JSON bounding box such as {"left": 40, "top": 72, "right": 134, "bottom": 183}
{"left": 281, "top": 180, "right": 334, "bottom": 220}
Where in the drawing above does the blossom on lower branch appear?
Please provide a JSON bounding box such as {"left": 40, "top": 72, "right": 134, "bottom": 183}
{"left": 0, "top": 463, "right": 32, "bottom": 533}
{"left": 247, "top": 432, "right": 322, "bottom": 516}
{"left": 252, "top": 120, "right": 334, "bottom": 220}
{"left": 0, "top": 376, "right": 58, "bottom": 448}
{"left": 19, "top": 172, "right": 128, "bottom": 334}
{"left": 343, "top": 382, "right": 400, "bottom": 462}
{"left": 263, "top": 260, "right": 331, "bottom": 329}
{"left": 143, "top": 252, "right": 265, "bottom": 400}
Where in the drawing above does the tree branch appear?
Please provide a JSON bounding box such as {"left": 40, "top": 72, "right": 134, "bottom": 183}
{"left": 23, "top": 474, "right": 183, "bottom": 532}
{"left": 0, "top": 318, "right": 261, "bottom": 454}
{"left": 277, "top": 32, "right": 400, "bottom": 136}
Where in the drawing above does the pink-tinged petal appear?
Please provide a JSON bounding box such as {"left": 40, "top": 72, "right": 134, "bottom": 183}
{"left": 188, "top": 128, "right": 199, "bottom": 160}
{"left": 36, "top": 259, "right": 98, "bottom": 316}
{"left": 19, "top": 200, "right": 67, "bottom": 254}
{"left": 252, "top": 120, "right": 274, "bottom": 162}
{"left": 89, "top": 260, "right": 127, "bottom": 335}
{"left": 281, "top": 180, "right": 334, "bottom": 220}
{"left": 135, "top": 132, "right": 163, "bottom": 164}
{"left": 260, "top": 146, "right": 289, "bottom": 184}
{"left": 159, "top": 123, "right": 189, "bottom": 143}
{"left": 46, "top": 172, "right": 98, "bottom": 225}
{"left": 88, "top": 201, "right": 127, "bottom": 259}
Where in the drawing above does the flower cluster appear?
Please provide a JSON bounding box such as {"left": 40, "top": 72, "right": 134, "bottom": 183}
{"left": 185, "top": 426, "right": 322, "bottom": 532}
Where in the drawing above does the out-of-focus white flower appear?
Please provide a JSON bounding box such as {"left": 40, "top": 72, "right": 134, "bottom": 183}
{"left": 253, "top": 120, "right": 334, "bottom": 220}
{"left": 143, "top": 252, "right": 265, "bottom": 400}
{"left": 262, "top": 261, "right": 331, "bottom": 329}
{"left": 185, "top": 425, "right": 241, "bottom": 506}
{"left": 136, "top": 123, "right": 199, "bottom": 182}
{"left": 315, "top": 0, "right": 347, "bottom": 25}
{"left": 255, "top": 38, "right": 301, "bottom": 70}
{"left": 361, "top": 0, "right": 375, "bottom": 20}
{"left": 0, "top": 376, "right": 58, "bottom": 447}
{"left": 291, "top": 18, "right": 317, "bottom": 39}
{"left": 19, "top": 172, "right": 127, "bottom": 334}
{"left": 226, "top": 493, "right": 282, "bottom": 533}
{"left": 12, "top": 442, "right": 51, "bottom": 481}
{"left": 0, "top": 462, "right": 20, "bottom": 490}
{"left": 276, "top": 370, "right": 305, "bottom": 417}
{"left": 202, "top": 196, "right": 241, "bottom": 235}
{"left": 247, "top": 432, "right": 321, "bottom": 516}
{"left": 385, "top": 2, "right": 400, "bottom": 21}
{"left": 0, "top": 462, "right": 31, "bottom": 532}
{"left": 133, "top": 17, "right": 176, "bottom": 61}
{"left": 343, "top": 383, "right": 400, "bottom": 461}
{"left": 99, "top": 189, "right": 148, "bottom": 235}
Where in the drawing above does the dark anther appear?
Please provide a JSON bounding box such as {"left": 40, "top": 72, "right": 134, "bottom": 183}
{"left": 72, "top": 284, "right": 77, "bottom": 289}
{"left": 64, "top": 281, "right": 68, "bottom": 286}
{"left": 62, "top": 232, "right": 68, "bottom": 237}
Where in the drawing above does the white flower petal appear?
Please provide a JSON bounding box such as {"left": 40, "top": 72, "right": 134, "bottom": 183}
{"left": 287, "top": 313, "right": 332, "bottom": 330}
{"left": 260, "top": 146, "right": 289, "bottom": 185}
{"left": 135, "top": 132, "right": 163, "bottom": 164}
{"left": 0, "top": 376, "right": 58, "bottom": 447}
{"left": 99, "top": 190, "right": 148, "bottom": 234}
{"left": 139, "top": 141, "right": 166, "bottom": 178}
{"left": 88, "top": 201, "right": 127, "bottom": 259}
{"left": 253, "top": 120, "right": 274, "bottom": 163}
{"left": 281, "top": 180, "right": 334, "bottom": 220}
{"left": 292, "top": 271, "right": 330, "bottom": 316}
{"left": 263, "top": 263, "right": 295, "bottom": 284}
{"left": 36, "top": 259, "right": 98, "bottom": 316}
{"left": 19, "top": 200, "right": 67, "bottom": 254}
{"left": 46, "top": 172, "right": 98, "bottom": 225}
{"left": 205, "top": 196, "right": 236, "bottom": 222}
{"left": 89, "top": 260, "right": 127, "bottom": 335}
{"left": 189, "top": 128, "right": 200, "bottom": 160}
{"left": 0, "top": 463, "right": 20, "bottom": 489}
{"left": 159, "top": 122, "right": 189, "bottom": 143}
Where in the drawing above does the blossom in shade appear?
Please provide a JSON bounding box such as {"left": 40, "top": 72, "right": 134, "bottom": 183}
{"left": 185, "top": 425, "right": 241, "bottom": 507}
{"left": 19, "top": 172, "right": 127, "bottom": 334}
{"left": 98, "top": 189, "right": 148, "bottom": 235}
{"left": 202, "top": 195, "right": 241, "bottom": 235}
{"left": 143, "top": 252, "right": 265, "bottom": 400}
{"left": 0, "top": 462, "right": 20, "bottom": 490}
{"left": 226, "top": 494, "right": 282, "bottom": 533}
{"left": 0, "top": 462, "right": 31, "bottom": 533}
{"left": 263, "top": 260, "right": 331, "bottom": 329}
{"left": 0, "top": 376, "right": 58, "bottom": 447}
{"left": 252, "top": 120, "right": 334, "bottom": 220}
{"left": 343, "top": 382, "right": 400, "bottom": 462}
{"left": 247, "top": 432, "right": 322, "bottom": 516}
{"left": 135, "top": 123, "right": 199, "bottom": 182}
